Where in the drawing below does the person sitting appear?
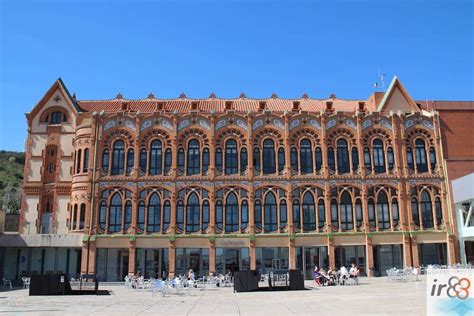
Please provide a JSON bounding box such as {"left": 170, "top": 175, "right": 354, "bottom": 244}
{"left": 327, "top": 267, "right": 337, "bottom": 285}
{"left": 349, "top": 263, "right": 360, "bottom": 285}
{"left": 339, "top": 266, "right": 349, "bottom": 285}
{"left": 319, "top": 268, "right": 331, "bottom": 286}
{"left": 312, "top": 266, "right": 322, "bottom": 286}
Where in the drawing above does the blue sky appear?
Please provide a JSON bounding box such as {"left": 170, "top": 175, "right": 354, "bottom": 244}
{"left": 0, "top": 0, "right": 472, "bottom": 151}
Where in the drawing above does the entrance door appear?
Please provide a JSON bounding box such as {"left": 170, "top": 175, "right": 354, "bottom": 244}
{"left": 224, "top": 248, "right": 240, "bottom": 274}
{"left": 189, "top": 252, "right": 201, "bottom": 275}
{"left": 304, "top": 248, "right": 320, "bottom": 279}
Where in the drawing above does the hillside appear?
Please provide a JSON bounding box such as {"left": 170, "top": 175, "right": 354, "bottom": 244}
{"left": 0, "top": 150, "right": 25, "bottom": 213}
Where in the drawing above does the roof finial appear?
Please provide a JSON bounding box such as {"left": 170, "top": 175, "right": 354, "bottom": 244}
{"left": 301, "top": 93, "right": 309, "bottom": 99}
{"left": 147, "top": 93, "right": 155, "bottom": 99}
{"left": 209, "top": 92, "right": 217, "bottom": 99}
{"left": 179, "top": 92, "right": 187, "bottom": 99}
{"left": 271, "top": 93, "right": 278, "bottom": 99}
{"left": 116, "top": 93, "right": 123, "bottom": 100}
{"left": 239, "top": 92, "right": 247, "bottom": 98}
{"left": 329, "top": 93, "right": 337, "bottom": 99}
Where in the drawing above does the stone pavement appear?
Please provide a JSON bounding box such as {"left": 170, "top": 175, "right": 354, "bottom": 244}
{"left": 0, "top": 277, "right": 426, "bottom": 315}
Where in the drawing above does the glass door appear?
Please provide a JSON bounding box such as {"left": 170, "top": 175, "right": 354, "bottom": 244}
{"left": 224, "top": 248, "right": 240, "bottom": 275}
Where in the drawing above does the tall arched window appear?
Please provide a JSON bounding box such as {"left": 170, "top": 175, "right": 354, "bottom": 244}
{"left": 278, "top": 147, "right": 285, "bottom": 172}
{"left": 177, "top": 201, "right": 184, "bottom": 231}
{"left": 364, "top": 147, "right": 372, "bottom": 172}
{"left": 407, "top": 147, "right": 414, "bottom": 170}
{"left": 124, "top": 201, "right": 132, "bottom": 230}
{"left": 340, "top": 192, "right": 353, "bottom": 231}
{"left": 264, "top": 192, "right": 277, "bottom": 232}
{"left": 112, "top": 140, "right": 125, "bottom": 175}
{"left": 202, "top": 148, "right": 210, "bottom": 173}
{"left": 263, "top": 139, "right": 276, "bottom": 174}
{"left": 163, "top": 200, "right": 171, "bottom": 230}
{"left": 83, "top": 148, "right": 89, "bottom": 173}
{"left": 279, "top": 200, "right": 287, "bottom": 229}
{"left": 392, "top": 198, "right": 399, "bottom": 227}
{"left": 331, "top": 200, "right": 338, "bottom": 228}
{"left": 187, "top": 139, "right": 200, "bottom": 175}
{"left": 186, "top": 193, "right": 200, "bottom": 232}
{"left": 164, "top": 148, "right": 172, "bottom": 174}
{"left": 429, "top": 148, "right": 437, "bottom": 171}
{"left": 411, "top": 197, "right": 420, "bottom": 226}
{"left": 351, "top": 147, "right": 359, "bottom": 172}
{"left": 355, "top": 199, "right": 363, "bottom": 228}
{"left": 300, "top": 140, "right": 313, "bottom": 174}
{"left": 435, "top": 197, "right": 442, "bottom": 225}
{"left": 225, "top": 192, "right": 239, "bottom": 232}
{"left": 337, "top": 139, "right": 350, "bottom": 174}
{"left": 415, "top": 139, "right": 428, "bottom": 172}
{"left": 225, "top": 139, "right": 238, "bottom": 174}
{"left": 373, "top": 139, "right": 386, "bottom": 174}
{"left": 126, "top": 149, "right": 134, "bottom": 175}
{"left": 240, "top": 148, "right": 248, "bottom": 173}
{"left": 138, "top": 201, "right": 145, "bottom": 230}
{"left": 102, "top": 149, "right": 109, "bottom": 173}
{"left": 328, "top": 147, "right": 335, "bottom": 171}
{"left": 302, "top": 192, "right": 316, "bottom": 232}
{"left": 291, "top": 147, "right": 298, "bottom": 172}
{"left": 293, "top": 199, "right": 300, "bottom": 229}
{"left": 109, "top": 193, "right": 122, "bottom": 232}
{"left": 253, "top": 148, "right": 261, "bottom": 173}
{"left": 387, "top": 147, "right": 395, "bottom": 171}
{"left": 147, "top": 193, "right": 161, "bottom": 232}
{"left": 254, "top": 200, "right": 262, "bottom": 229}
{"left": 421, "top": 191, "right": 433, "bottom": 228}
{"left": 377, "top": 191, "right": 390, "bottom": 230}
{"left": 215, "top": 148, "right": 223, "bottom": 172}
{"left": 202, "top": 200, "right": 209, "bottom": 230}
{"left": 149, "top": 140, "right": 163, "bottom": 175}
{"left": 140, "top": 149, "right": 147, "bottom": 173}
{"left": 315, "top": 147, "right": 323, "bottom": 172}
{"left": 216, "top": 200, "right": 223, "bottom": 230}
{"left": 241, "top": 200, "right": 249, "bottom": 230}
{"left": 318, "top": 200, "right": 325, "bottom": 229}
{"left": 76, "top": 149, "right": 82, "bottom": 174}
{"left": 99, "top": 201, "right": 106, "bottom": 230}
{"left": 368, "top": 198, "right": 376, "bottom": 227}
{"left": 73, "top": 204, "right": 78, "bottom": 230}
{"left": 177, "top": 148, "right": 185, "bottom": 172}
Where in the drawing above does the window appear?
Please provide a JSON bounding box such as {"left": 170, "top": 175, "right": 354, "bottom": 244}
{"left": 126, "top": 149, "right": 134, "bottom": 175}
{"left": 112, "top": 140, "right": 125, "bottom": 175}
{"left": 149, "top": 140, "right": 163, "bottom": 175}
{"left": 318, "top": 200, "right": 325, "bottom": 229}
{"left": 124, "top": 201, "right": 132, "bottom": 230}
{"left": 140, "top": 149, "right": 147, "bottom": 173}
{"left": 387, "top": 147, "right": 395, "bottom": 171}
{"left": 83, "top": 148, "right": 89, "bottom": 173}
{"left": 202, "top": 200, "right": 209, "bottom": 230}
{"left": 138, "top": 201, "right": 145, "bottom": 231}
{"left": 72, "top": 204, "right": 77, "bottom": 230}
{"left": 50, "top": 111, "right": 64, "bottom": 124}
{"left": 241, "top": 200, "right": 249, "bottom": 230}
{"left": 340, "top": 191, "right": 353, "bottom": 231}
{"left": 202, "top": 148, "right": 210, "bottom": 173}
{"left": 263, "top": 139, "right": 276, "bottom": 174}
{"left": 351, "top": 147, "right": 359, "bottom": 172}
{"left": 177, "top": 201, "right": 184, "bottom": 231}
{"left": 331, "top": 200, "right": 338, "bottom": 228}
{"left": 225, "top": 139, "right": 238, "bottom": 174}
{"left": 315, "top": 147, "right": 323, "bottom": 172}
{"left": 421, "top": 191, "right": 433, "bottom": 228}
{"left": 293, "top": 199, "right": 300, "bottom": 229}
{"left": 186, "top": 193, "right": 200, "bottom": 232}
{"left": 215, "top": 148, "right": 223, "bottom": 172}
{"left": 373, "top": 139, "right": 386, "bottom": 174}
{"left": 377, "top": 191, "right": 390, "bottom": 230}
{"left": 254, "top": 200, "right": 262, "bottom": 229}
{"left": 407, "top": 147, "right": 414, "bottom": 170}
{"left": 178, "top": 148, "right": 185, "bottom": 172}
{"left": 147, "top": 193, "right": 161, "bottom": 232}
{"left": 328, "top": 147, "right": 335, "bottom": 171}
{"left": 240, "top": 148, "right": 248, "bottom": 173}
{"left": 99, "top": 201, "right": 106, "bottom": 230}
{"left": 291, "top": 147, "right": 298, "bottom": 172}
{"left": 429, "top": 148, "right": 437, "bottom": 171}
{"left": 435, "top": 198, "right": 442, "bottom": 225}
{"left": 415, "top": 139, "right": 428, "bottom": 172}
{"left": 225, "top": 192, "right": 239, "bottom": 232}
{"left": 79, "top": 204, "right": 86, "bottom": 230}
{"left": 279, "top": 200, "right": 287, "bottom": 229}
{"left": 216, "top": 200, "right": 223, "bottom": 230}
{"left": 412, "top": 198, "right": 420, "bottom": 226}
{"left": 392, "top": 199, "right": 399, "bottom": 226}
{"left": 300, "top": 139, "right": 313, "bottom": 174}
{"left": 368, "top": 199, "right": 376, "bottom": 227}
{"left": 278, "top": 147, "right": 285, "bottom": 172}
{"left": 264, "top": 192, "right": 277, "bottom": 232}
{"left": 337, "top": 139, "right": 350, "bottom": 174}
{"left": 302, "top": 192, "right": 316, "bottom": 232}
{"left": 109, "top": 193, "right": 122, "bottom": 233}
{"left": 163, "top": 201, "right": 171, "bottom": 230}
{"left": 76, "top": 149, "right": 82, "bottom": 174}
{"left": 253, "top": 148, "right": 261, "bottom": 173}
{"left": 355, "top": 199, "right": 363, "bottom": 228}
{"left": 364, "top": 147, "right": 372, "bottom": 172}
{"left": 187, "top": 140, "right": 200, "bottom": 175}
{"left": 164, "top": 148, "right": 172, "bottom": 175}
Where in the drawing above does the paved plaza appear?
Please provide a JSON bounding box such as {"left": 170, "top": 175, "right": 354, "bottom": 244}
{"left": 0, "top": 277, "right": 426, "bottom": 315}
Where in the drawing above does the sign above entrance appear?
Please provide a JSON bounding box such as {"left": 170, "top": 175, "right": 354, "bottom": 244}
{"left": 215, "top": 238, "right": 248, "bottom": 248}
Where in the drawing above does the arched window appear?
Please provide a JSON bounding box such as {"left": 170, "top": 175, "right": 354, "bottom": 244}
{"left": 300, "top": 139, "right": 313, "bottom": 174}
{"left": 140, "top": 149, "right": 147, "bottom": 173}
{"left": 50, "top": 111, "right": 64, "bottom": 124}
{"left": 187, "top": 139, "right": 200, "bottom": 175}
{"left": 149, "top": 140, "right": 163, "bottom": 175}
{"left": 177, "top": 148, "right": 185, "bottom": 172}
{"left": 202, "top": 148, "right": 210, "bottom": 173}
{"left": 99, "top": 201, "right": 106, "bottom": 230}
{"left": 373, "top": 139, "right": 386, "bottom": 174}
{"left": 415, "top": 139, "right": 428, "bottom": 172}
{"left": 279, "top": 200, "right": 287, "bottom": 229}
{"left": 318, "top": 200, "right": 325, "bottom": 229}
{"left": 392, "top": 198, "right": 399, "bottom": 226}
{"left": 254, "top": 200, "right": 262, "bottom": 229}
{"left": 291, "top": 147, "right": 298, "bottom": 172}
{"left": 83, "top": 148, "right": 89, "bottom": 173}
{"left": 112, "top": 140, "right": 125, "bottom": 175}
{"left": 177, "top": 201, "right": 184, "bottom": 231}
{"left": 337, "top": 139, "right": 350, "bottom": 174}
{"left": 315, "top": 147, "right": 323, "bottom": 172}
{"left": 263, "top": 139, "right": 276, "bottom": 174}
{"left": 351, "top": 147, "right": 359, "bottom": 172}
{"left": 407, "top": 147, "right": 414, "bottom": 170}
{"left": 241, "top": 200, "right": 249, "bottom": 230}
{"left": 225, "top": 139, "right": 238, "bottom": 174}
{"left": 73, "top": 204, "right": 78, "bottom": 229}
{"left": 79, "top": 204, "right": 86, "bottom": 230}
{"left": 278, "top": 147, "right": 285, "bottom": 172}
{"left": 147, "top": 193, "right": 161, "bottom": 232}
{"left": 264, "top": 192, "right": 277, "bottom": 232}
{"left": 102, "top": 149, "right": 109, "bottom": 173}
{"left": 253, "top": 148, "right": 261, "bottom": 172}
{"left": 186, "top": 193, "right": 200, "bottom": 232}
{"left": 331, "top": 200, "right": 338, "bottom": 228}
{"left": 364, "top": 147, "right": 372, "bottom": 172}
{"left": 216, "top": 200, "right": 223, "bottom": 230}
{"left": 377, "top": 191, "right": 390, "bottom": 230}
{"left": 225, "top": 192, "right": 239, "bottom": 232}
{"left": 109, "top": 193, "right": 122, "bottom": 232}
{"left": 76, "top": 149, "right": 82, "bottom": 174}
{"left": 138, "top": 201, "right": 145, "bottom": 231}
{"left": 355, "top": 199, "right": 363, "bottom": 228}
{"left": 368, "top": 198, "right": 376, "bottom": 227}
{"left": 240, "top": 148, "right": 248, "bottom": 173}
{"left": 429, "top": 148, "right": 437, "bottom": 171}
{"left": 164, "top": 148, "right": 172, "bottom": 174}
{"left": 126, "top": 149, "right": 134, "bottom": 175}
{"left": 124, "top": 201, "right": 132, "bottom": 230}
{"left": 163, "top": 200, "right": 171, "bottom": 230}
{"left": 411, "top": 197, "right": 420, "bottom": 226}
{"left": 421, "top": 191, "right": 433, "bottom": 228}
{"left": 202, "top": 200, "right": 209, "bottom": 230}
{"left": 387, "top": 147, "right": 395, "bottom": 171}
{"left": 293, "top": 199, "right": 300, "bottom": 229}
{"left": 302, "top": 192, "right": 316, "bottom": 232}
{"left": 328, "top": 147, "right": 335, "bottom": 171}
{"left": 215, "top": 148, "right": 223, "bottom": 172}
{"left": 435, "top": 197, "right": 442, "bottom": 225}
{"left": 340, "top": 192, "right": 353, "bottom": 231}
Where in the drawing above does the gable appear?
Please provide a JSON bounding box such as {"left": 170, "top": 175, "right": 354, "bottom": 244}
{"left": 377, "top": 76, "right": 419, "bottom": 114}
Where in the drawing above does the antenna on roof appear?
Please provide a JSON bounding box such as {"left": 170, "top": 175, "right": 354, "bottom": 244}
{"left": 377, "top": 67, "right": 386, "bottom": 92}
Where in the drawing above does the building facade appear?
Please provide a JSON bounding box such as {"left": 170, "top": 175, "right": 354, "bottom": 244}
{"left": 0, "top": 77, "right": 462, "bottom": 281}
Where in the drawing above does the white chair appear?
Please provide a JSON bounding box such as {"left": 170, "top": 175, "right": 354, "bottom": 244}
{"left": 2, "top": 278, "right": 12, "bottom": 290}
{"left": 151, "top": 279, "right": 167, "bottom": 297}
{"left": 22, "top": 277, "right": 31, "bottom": 289}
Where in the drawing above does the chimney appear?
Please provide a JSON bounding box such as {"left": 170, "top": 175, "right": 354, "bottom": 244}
{"left": 358, "top": 101, "right": 366, "bottom": 112}
{"left": 225, "top": 101, "right": 233, "bottom": 110}
{"left": 326, "top": 101, "right": 333, "bottom": 113}
{"left": 191, "top": 101, "right": 198, "bottom": 110}
{"left": 259, "top": 101, "right": 266, "bottom": 111}
{"left": 292, "top": 101, "right": 300, "bottom": 112}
